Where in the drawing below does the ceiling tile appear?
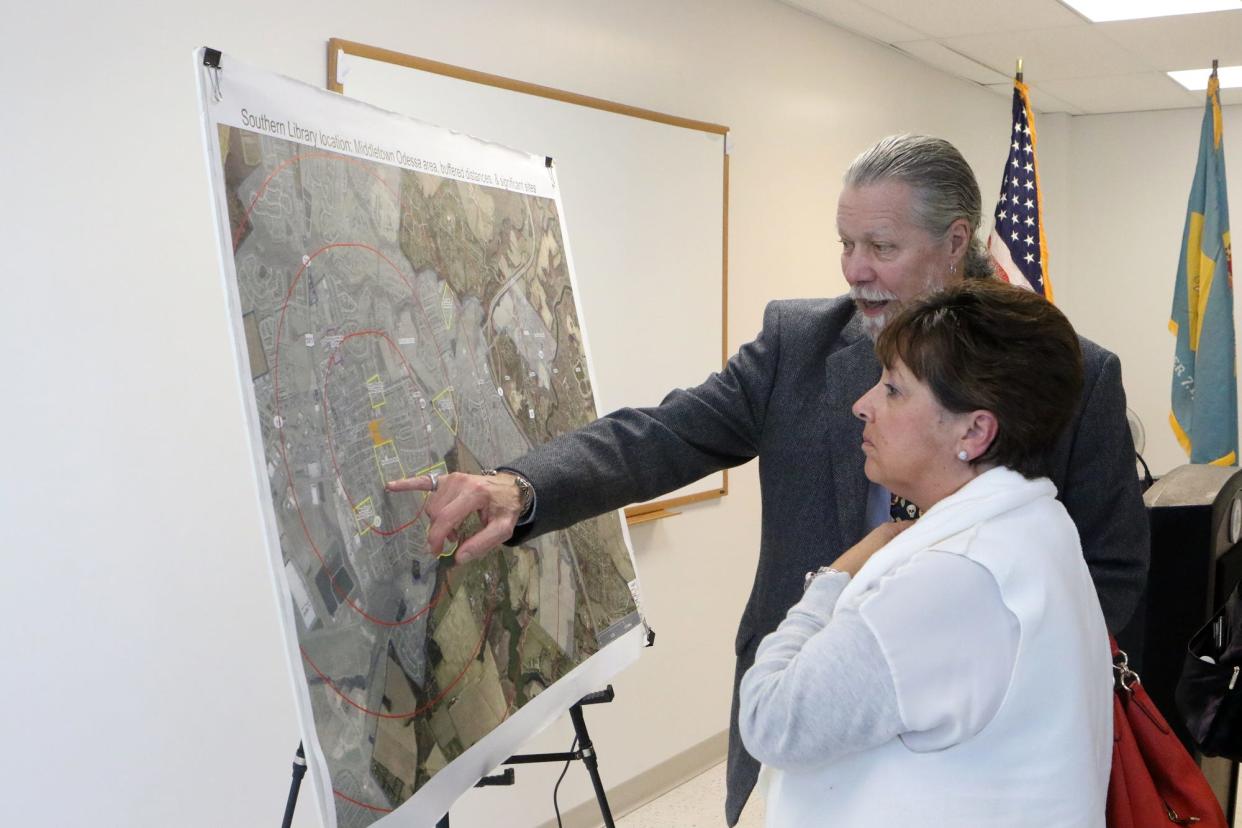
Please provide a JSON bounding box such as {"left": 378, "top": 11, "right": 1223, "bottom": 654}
{"left": 985, "top": 82, "right": 1086, "bottom": 115}
{"left": 857, "top": 0, "right": 1083, "bottom": 38}
{"left": 943, "top": 24, "right": 1152, "bottom": 81}
{"left": 779, "top": 0, "right": 927, "bottom": 43}
{"left": 780, "top": 0, "right": 1239, "bottom": 115}
{"left": 1094, "top": 11, "right": 1242, "bottom": 70}
{"left": 1037, "top": 73, "right": 1202, "bottom": 113}
{"left": 893, "top": 40, "right": 1011, "bottom": 84}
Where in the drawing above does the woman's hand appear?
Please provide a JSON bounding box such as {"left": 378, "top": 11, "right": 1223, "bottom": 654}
{"left": 830, "top": 520, "right": 914, "bottom": 577}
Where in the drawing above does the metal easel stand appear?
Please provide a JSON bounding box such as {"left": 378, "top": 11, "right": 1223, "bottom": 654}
{"left": 439, "top": 686, "right": 618, "bottom": 828}
{"left": 281, "top": 743, "right": 307, "bottom": 828}
{"left": 281, "top": 686, "right": 620, "bottom": 827}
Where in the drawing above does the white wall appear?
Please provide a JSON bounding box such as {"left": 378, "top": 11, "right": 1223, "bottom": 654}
{"left": 1, "top": 2, "right": 1016, "bottom": 826}
{"left": 1052, "top": 104, "right": 1242, "bottom": 478}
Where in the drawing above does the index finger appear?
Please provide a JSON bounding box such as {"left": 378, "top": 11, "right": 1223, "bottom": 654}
{"left": 385, "top": 476, "right": 434, "bottom": 493}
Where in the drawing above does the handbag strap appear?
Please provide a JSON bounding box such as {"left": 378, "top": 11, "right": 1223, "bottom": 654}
{"left": 1110, "top": 634, "right": 1141, "bottom": 695}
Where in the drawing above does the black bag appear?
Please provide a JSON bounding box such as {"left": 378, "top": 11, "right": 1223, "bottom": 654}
{"left": 1175, "top": 580, "right": 1242, "bottom": 760}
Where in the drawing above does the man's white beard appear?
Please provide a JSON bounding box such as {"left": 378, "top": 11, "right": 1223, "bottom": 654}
{"left": 850, "top": 285, "right": 901, "bottom": 341}
{"left": 850, "top": 272, "right": 950, "bottom": 340}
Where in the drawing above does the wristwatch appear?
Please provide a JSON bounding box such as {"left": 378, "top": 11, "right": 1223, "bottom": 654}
{"left": 482, "top": 468, "right": 535, "bottom": 518}
{"left": 804, "top": 565, "right": 842, "bottom": 593}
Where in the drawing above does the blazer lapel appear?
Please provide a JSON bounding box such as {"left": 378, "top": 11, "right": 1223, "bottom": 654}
{"left": 825, "top": 315, "right": 881, "bottom": 545}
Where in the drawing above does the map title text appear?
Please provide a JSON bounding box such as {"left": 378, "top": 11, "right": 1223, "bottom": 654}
{"left": 237, "top": 108, "right": 539, "bottom": 194}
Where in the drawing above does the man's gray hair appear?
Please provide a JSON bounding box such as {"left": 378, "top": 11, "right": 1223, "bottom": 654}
{"left": 843, "top": 134, "right": 994, "bottom": 279}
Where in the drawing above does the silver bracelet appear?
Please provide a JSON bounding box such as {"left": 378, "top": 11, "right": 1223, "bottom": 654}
{"left": 804, "top": 565, "right": 842, "bottom": 593}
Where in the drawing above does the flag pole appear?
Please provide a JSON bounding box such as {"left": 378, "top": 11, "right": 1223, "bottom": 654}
{"left": 1213, "top": 58, "right": 1219, "bottom": 77}
{"left": 1016, "top": 57, "right": 1023, "bottom": 83}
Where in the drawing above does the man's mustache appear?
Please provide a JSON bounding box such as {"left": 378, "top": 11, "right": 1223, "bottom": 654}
{"left": 849, "top": 285, "right": 899, "bottom": 303}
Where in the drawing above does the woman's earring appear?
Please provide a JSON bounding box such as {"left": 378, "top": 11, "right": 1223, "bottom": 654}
{"left": 957, "top": 450, "right": 969, "bottom": 462}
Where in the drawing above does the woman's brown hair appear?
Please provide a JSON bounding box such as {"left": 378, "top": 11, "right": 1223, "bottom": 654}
{"left": 875, "top": 279, "right": 1084, "bottom": 478}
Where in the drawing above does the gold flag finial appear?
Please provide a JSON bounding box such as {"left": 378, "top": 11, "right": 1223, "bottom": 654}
{"left": 1211, "top": 59, "right": 1223, "bottom": 148}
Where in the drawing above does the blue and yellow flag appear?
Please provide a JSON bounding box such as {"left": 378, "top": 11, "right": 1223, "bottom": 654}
{"left": 1171, "top": 70, "right": 1237, "bottom": 466}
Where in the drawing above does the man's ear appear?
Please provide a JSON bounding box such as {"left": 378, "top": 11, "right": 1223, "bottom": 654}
{"left": 946, "top": 217, "right": 971, "bottom": 262}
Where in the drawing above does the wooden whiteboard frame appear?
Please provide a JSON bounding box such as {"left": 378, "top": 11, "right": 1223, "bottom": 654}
{"left": 327, "top": 39, "right": 730, "bottom": 524}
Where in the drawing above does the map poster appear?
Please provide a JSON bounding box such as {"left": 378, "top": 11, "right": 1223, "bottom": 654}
{"left": 195, "top": 50, "right": 647, "bottom": 827}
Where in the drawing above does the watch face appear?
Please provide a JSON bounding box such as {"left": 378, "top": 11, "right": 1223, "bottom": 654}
{"left": 1230, "top": 497, "right": 1242, "bottom": 545}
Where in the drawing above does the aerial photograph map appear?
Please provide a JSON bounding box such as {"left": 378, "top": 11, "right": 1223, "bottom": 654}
{"left": 215, "top": 122, "right": 642, "bottom": 826}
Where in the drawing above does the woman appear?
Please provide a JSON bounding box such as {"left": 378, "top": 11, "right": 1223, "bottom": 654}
{"left": 738, "top": 279, "right": 1113, "bottom": 826}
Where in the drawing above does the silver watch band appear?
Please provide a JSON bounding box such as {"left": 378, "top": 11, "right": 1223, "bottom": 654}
{"left": 482, "top": 468, "right": 535, "bottom": 518}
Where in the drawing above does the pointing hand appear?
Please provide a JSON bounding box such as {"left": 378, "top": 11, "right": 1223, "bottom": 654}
{"left": 386, "top": 471, "right": 527, "bottom": 562}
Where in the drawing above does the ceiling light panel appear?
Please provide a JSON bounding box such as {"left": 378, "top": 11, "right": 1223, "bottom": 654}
{"left": 1061, "top": 0, "right": 1242, "bottom": 23}
{"left": 1168, "top": 65, "right": 1242, "bottom": 89}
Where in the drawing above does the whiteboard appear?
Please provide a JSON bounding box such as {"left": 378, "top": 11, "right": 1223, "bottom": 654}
{"left": 329, "top": 39, "right": 728, "bottom": 517}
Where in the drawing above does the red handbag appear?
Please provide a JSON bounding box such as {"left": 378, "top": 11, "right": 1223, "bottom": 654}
{"left": 1107, "top": 636, "right": 1227, "bottom": 827}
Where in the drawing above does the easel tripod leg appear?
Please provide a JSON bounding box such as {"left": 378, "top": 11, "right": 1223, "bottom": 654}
{"left": 569, "top": 703, "right": 616, "bottom": 828}
{"left": 281, "top": 742, "right": 307, "bottom": 828}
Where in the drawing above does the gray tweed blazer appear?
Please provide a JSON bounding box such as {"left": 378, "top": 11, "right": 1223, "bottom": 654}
{"left": 507, "top": 296, "right": 1149, "bottom": 826}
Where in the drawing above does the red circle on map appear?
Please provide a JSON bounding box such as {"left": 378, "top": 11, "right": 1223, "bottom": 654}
{"left": 273, "top": 242, "right": 446, "bottom": 628}
{"left": 255, "top": 153, "right": 490, "bottom": 630}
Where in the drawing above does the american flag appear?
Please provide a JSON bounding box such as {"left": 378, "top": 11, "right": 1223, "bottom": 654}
{"left": 987, "top": 78, "right": 1052, "bottom": 299}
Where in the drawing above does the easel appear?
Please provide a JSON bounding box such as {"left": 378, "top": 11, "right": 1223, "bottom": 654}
{"left": 282, "top": 686, "right": 619, "bottom": 827}
{"left": 438, "top": 686, "right": 618, "bottom": 828}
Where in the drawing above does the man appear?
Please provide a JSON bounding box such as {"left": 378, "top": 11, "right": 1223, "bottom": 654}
{"left": 390, "top": 134, "right": 1149, "bottom": 825}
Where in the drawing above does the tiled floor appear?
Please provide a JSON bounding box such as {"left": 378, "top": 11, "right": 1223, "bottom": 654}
{"left": 616, "top": 761, "right": 765, "bottom": 828}
{"left": 615, "top": 762, "right": 1242, "bottom": 828}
